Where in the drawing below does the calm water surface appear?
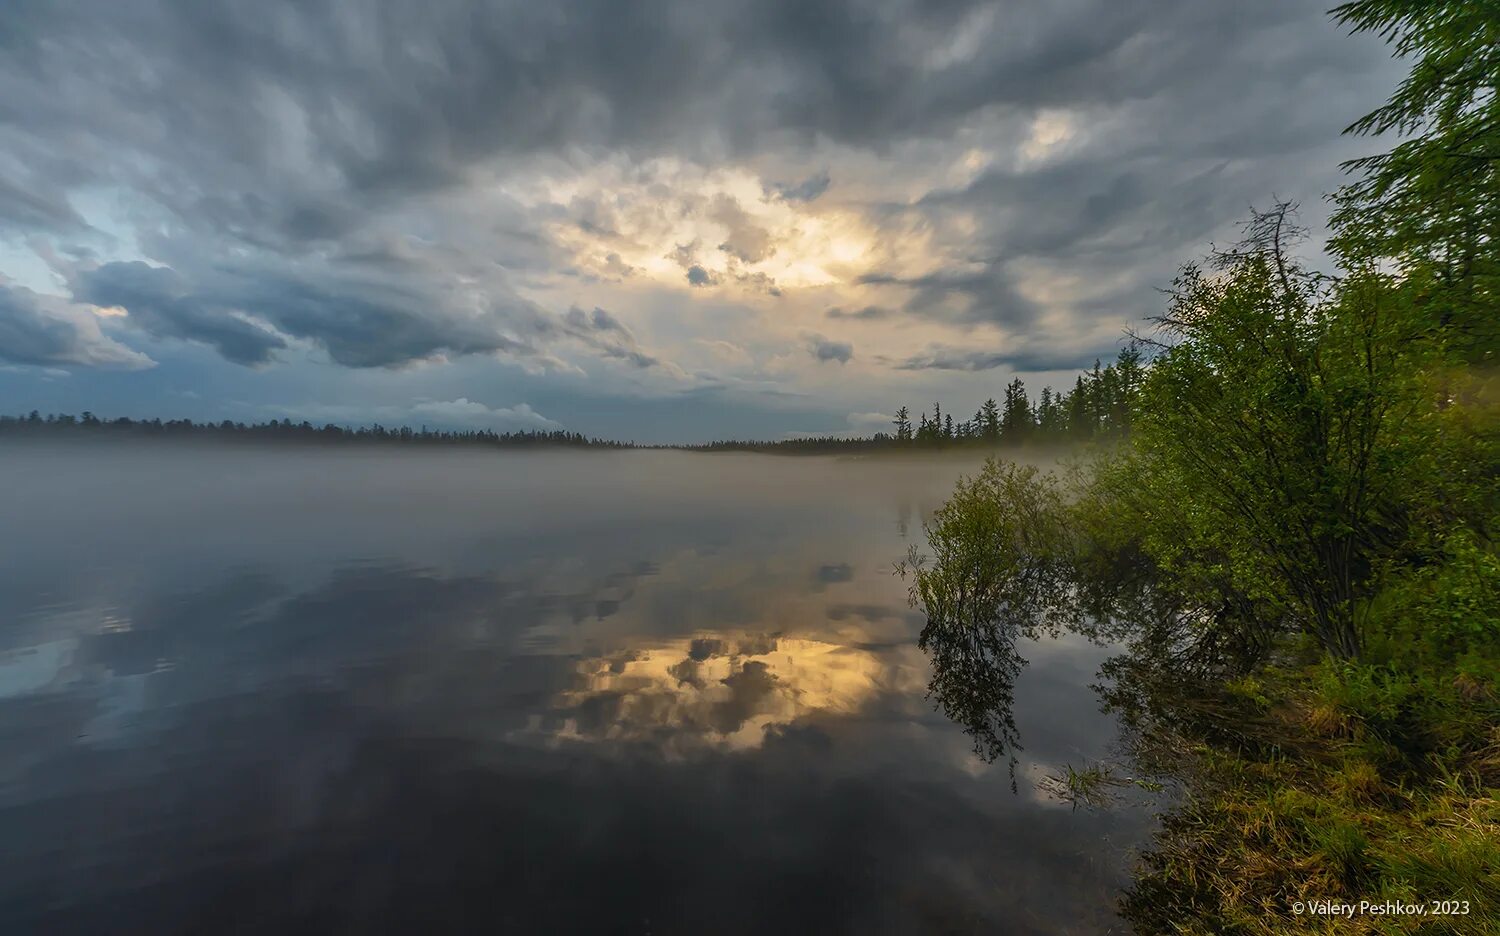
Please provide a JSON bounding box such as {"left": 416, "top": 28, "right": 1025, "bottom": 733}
{"left": 0, "top": 446, "right": 1155, "bottom": 934}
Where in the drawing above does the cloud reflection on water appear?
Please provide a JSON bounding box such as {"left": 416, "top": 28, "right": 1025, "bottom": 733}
{"left": 539, "top": 634, "right": 928, "bottom": 753}
{"left": 0, "top": 448, "right": 1152, "bottom": 934}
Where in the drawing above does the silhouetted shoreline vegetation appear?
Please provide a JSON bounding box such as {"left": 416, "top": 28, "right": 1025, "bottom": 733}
{"left": 0, "top": 348, "right": 1141, "bottom": 454}
{"left": 0, "top": 411, "right": 636, "bottom": 449}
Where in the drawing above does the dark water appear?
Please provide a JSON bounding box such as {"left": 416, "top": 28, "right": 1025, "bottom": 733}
{"left": 0, "top": 446, "right": 1154, "bottom": 934}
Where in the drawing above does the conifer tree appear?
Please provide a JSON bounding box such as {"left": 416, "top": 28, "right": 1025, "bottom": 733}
{"left": 894, "top": 406, "right": 912, "bottom": 442}
{"left": 980, "top": 398, "right": 1000, "bottom": 442}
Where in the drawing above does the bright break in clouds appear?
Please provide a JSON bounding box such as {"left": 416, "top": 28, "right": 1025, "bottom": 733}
{"left": 0, "top": 0, "right": 1402, "bottom": 441}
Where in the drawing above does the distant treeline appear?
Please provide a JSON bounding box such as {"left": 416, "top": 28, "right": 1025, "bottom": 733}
{"left": 1, "top": 346, "right": 1144, "bottom": 453}
{"left": 894, "top": 345, "right": 1141, "bottom": 446}
{"left": 694, "top": 346, "right": 1144, "bottom": 453}
{"left": 0, "top": 411, "right": 635, "bottom": 449}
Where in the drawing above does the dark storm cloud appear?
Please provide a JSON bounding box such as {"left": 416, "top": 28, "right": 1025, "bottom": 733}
{"left": 3, "top": 0, "right": 1295, "bottom": 205}
{"left": 770, "top": 172, "right": 831, "bottom": 203}
{"left": 857, "top": 266, "right": 1041, "bottom": 328}
{"left": 0, "top": 283, "right": 152, "bottom": 370}
{"left": 0, "top": 174, "right": 87, "bottom": 233}
{"left": 0, "top": 0, "right": 1401, "bottom": 397}
{"left": 808, "top": 336, "right": 853, "bottom": 364}
{"left": 566, "top": 306, "right": 630, "bottom": 336}
{"left": 63, "top": 259, "right": 675, "bottom": 372}
{"left": 561, "top": 305, "right": 661, "bottom": 368}
{"left": 0, "top": 285, "right": 89, "bottom": 367}
{"left": 72, "top": 262, "right": 287, "bottom": 366}
{"left": 893, "top": 344, "right": 1117, "bottom": 374}
{"left": 911, "top": 157, "right": 1247, "bottom": 275}
{"left": 599, "top": 346, "right": 660, "bottom": 369}
{"left": 71, "top": 261, "right": 534, "bottom": 369}
{"left": 249, "top": 275, "right": 539, "bottom": 369}
{"left": 0, "top": 0, "right": 1392, "bottom": 226}
{"left": 825, "top": 305, "right": 890, "bottom": 321}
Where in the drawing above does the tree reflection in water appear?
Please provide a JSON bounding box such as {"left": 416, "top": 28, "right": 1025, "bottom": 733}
{"left": 901, "top": 455, "right": 1279, "bottom": 804}
{"left": 916, "top": 598, "right": 1027, "bottom": 777}
{"left": 898, "top": 461, "right": 1072, "bottom": 786}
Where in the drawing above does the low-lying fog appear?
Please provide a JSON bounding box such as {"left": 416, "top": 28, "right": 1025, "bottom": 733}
{"left": 0, "top": 444, "right": 1151, "bottom": 935}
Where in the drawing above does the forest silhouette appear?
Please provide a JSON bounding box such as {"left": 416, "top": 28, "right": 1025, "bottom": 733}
{"left": 1, "top": 347, "right": 1143, "bottom": 454}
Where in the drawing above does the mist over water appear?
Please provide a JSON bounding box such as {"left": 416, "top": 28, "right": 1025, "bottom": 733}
{"left": 0, "top": 446, "right": 1153, "bottom": 934}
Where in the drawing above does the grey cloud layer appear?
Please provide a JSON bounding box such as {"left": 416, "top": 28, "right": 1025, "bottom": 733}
{"left": 4, "top": 0, "right": 1324, "bottom": 204}
{"left": 68, "top": 260, "right": 548, "bottom": 368}
{"left": 72, "top": 263, "right": 287, "bottom": 366}
{"left": 0, "top": 284, "right": 153, "bottom": 370}
{"left": 893, "top": 344, "right": 1117, "bottom": 374}
{"left": 0, "top": 0, "right": 1400, "bottom": 420}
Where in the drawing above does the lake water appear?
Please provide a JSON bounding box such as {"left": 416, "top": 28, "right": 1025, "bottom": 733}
{"left": 0, "top": 446, "right": 1157, "bottom": 934}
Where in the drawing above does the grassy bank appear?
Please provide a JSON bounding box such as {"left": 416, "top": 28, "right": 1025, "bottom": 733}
{"left": 1117, "top": 643, "right": 1500, "bottom": 935}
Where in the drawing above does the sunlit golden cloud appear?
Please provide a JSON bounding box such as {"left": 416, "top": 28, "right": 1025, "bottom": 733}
{"left": 541, "top": 632, "right": 928, "bottom": 753}
{"left": 512, "top": 160, "right": 897, "bottom": 293}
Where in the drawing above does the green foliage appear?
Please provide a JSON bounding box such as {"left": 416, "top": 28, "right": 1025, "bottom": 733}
{"left": 905, "top": 459, "right": 1071, "bottom": 636}
{"left": 899, "top": 459, "right": 1070, "bottom": 768}
{"left": 1000, "top": 378, "right": 1032, "bottom": 441}
{"left": 1370, "top": 530, "right": 1500, "bottom": 674}
{"left": 1114, "top": 206, "right": 1452, "bottom": 661}
{"left": 1120, "top": 656, "right": 1500, "bottom": 936}
{"left": 1036, "top": 762, "right": 1148, "bottom": 810}
{"left": 1330, "top": 1, "right": 1500, "bottom": 359}
{"left": 902, "top": 3, "right": 1500, "bottom": 931}
{"left": 882, "top": 345, "right": 1143, "bottom": 449}
{"left": 980, "top": 397, "right": 1001, "bottom": 441}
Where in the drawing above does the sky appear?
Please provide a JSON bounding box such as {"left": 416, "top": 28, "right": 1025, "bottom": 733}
{"left": 0, "top": 0, "right": 1405, "bottom": 443}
